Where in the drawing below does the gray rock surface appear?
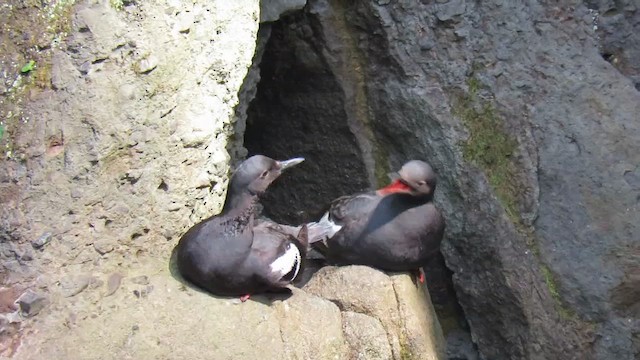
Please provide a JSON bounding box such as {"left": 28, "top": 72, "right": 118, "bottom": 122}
{"left": 261, "top": 0, "right": 308, "bottom": 23}
{"left": 242, "top": 1, "right": 640, "bottom": 359}
{"left": 585, "top": 0, "right": 640, "bottom": 88}
{"left": 0, "top": 1, "right": 445, "bottom": 359}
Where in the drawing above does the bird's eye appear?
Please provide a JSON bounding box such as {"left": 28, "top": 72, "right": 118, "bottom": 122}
{"left": 260, "top": 170, "right": 269, "bottom": 178}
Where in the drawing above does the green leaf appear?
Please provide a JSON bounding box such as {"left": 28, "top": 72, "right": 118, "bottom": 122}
{"left": 0, "top": 124, "right": 4, "bottom": 141}
{"left": 21, "top": 60, "right": 36, "bottom": 73}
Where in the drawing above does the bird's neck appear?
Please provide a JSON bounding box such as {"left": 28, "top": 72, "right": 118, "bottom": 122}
{"left": 221, "top": 189, "right": 259, "bottom": 216}
{"left": 377, "top": 179, "right": 413, "bottom": 195}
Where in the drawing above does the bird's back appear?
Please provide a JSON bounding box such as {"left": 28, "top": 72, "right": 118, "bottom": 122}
{"left": 327, "top": 193, "right": 444, "bottom": 270}
{"left": 176, "top": 212, "right": 254, "bottom": 295}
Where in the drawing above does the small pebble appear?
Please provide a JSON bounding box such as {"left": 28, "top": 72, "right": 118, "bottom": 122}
{"left": 105, "top": 273, "right": 123, "bottom": 297}
{"left": 136, "top": 55, "right": 158, "bottom": 74}
{"left": 17, "top": 290, "right": 47, "bottom": 317}
{"left": 94, "top": 240, "right": 115, "bottom": 255}
{"left": 79, "top": 61, "right": 91, "bottom": 75}
{"left": 59, "top": 275, "right": 92, "bottom": 297}
{"left": 31, "top": 232, "right": 52, "bottom": 249}
{"left": 167, "top": 202, "right": 182, "bottom": 212}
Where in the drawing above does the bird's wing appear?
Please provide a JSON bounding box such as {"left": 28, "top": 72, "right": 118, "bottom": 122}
{"left": 248, "top": 222, "right": 307, "bottom": 285}
{"left": 328, "top": 192, "right": 378, "bottom": 223}
{"left": 306, "top": 192, "right": 378, "bottom": 244}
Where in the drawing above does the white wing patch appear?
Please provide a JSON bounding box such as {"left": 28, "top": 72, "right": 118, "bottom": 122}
{"left": 307, "top": 212, "right": 342, "bottom": 243}
{"left": 270, "top": 243, "right": 301, "bottom": 281}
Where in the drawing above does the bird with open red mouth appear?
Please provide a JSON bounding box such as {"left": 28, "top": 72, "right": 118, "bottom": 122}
{"left": 306, "top": 160, "right": 445, "bottom": 284}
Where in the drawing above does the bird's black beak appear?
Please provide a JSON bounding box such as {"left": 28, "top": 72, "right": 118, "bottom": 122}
{"left": 277, "top": 157, "right": 305, "bottom": 171}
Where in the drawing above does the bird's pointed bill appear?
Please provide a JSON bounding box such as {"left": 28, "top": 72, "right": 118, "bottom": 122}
{"left": 278, "top": 157, "right": 305, "bottom": 170}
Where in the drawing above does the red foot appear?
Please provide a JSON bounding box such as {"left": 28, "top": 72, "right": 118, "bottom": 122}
{"left": 413, "top": 268, "right": 425, "bottom": 284}
{"left": 240, "top": 294, "right": 251, "bottom": 302}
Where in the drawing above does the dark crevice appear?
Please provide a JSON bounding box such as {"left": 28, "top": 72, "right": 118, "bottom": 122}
{"left": 601, "top": 52, "right": 615, "bottom": 63}
{"left": 157, "top": 180, "right": 168, "bottom": 191}
{"left": 243, "top": 13, "right": 369, "bottom": 225}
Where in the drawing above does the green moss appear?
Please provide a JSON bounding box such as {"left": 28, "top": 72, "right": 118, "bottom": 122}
{"left": 454, "top": 76, "right": 579, "bottom": 321}
{"left": 109, "top": 0, "right": 124, "bottom": 11}
{"left": 399, "top": 343, "right": 412, "bottom": 360}
{"left": 521, "top": 215, "right": 576, "bottom": 320}
{"left": 467, "top": 76, "right": 480, "bottom": 96}
{"left": 540, "top": 265, "right": 559, "bottom": 299}
{"left": 540, "top": 264, "right": 576, "bottom": 319}
{"left": 453, "top": 77, "right": 520, "bottom": 223}
{"left": 373, "top": 146, "right": 391, "bottom": 187}
{"left": 49, "top": 0, "right": 76, "bottom": 35}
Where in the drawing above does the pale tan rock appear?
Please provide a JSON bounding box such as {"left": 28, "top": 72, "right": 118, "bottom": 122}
{"left": 305, "top": 265, "right": 445, "bottom": 360}
{"left": 342, "top": 311, "right": 393, "bottom": 360}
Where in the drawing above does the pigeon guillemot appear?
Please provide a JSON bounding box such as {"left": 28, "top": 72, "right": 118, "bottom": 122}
{"left": 306, "top": 160, "right": 445, "bottom": 283}
{"left": 176, "top": 155, "right": 307, "bottom": 302}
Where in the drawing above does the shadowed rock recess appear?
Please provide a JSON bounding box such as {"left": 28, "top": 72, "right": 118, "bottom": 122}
{"left": 243, "top": 1, "right": 640, "bottom": 360}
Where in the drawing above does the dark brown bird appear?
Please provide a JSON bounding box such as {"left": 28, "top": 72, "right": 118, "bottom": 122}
{"left": 306, "top": 160, "right": 445, "bottom": 283}
{"left": 176, "top": 155, "right": 307, "bottom": 302}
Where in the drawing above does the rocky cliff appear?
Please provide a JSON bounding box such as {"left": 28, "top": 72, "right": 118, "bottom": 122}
{"left": 244, "top": 1, "right": 640, "bottom": 359}
{"left": 0, "top": 0, "right": 444, "bottom": 359}
{"left": 1, "top": 0, "right": 639, "bottom": 359}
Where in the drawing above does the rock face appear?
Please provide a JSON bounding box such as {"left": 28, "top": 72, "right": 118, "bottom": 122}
{"left": 305, "top": 266, "right": 445, "bottom": 360}
{"left": 261, "top": 0, "right": 308, "bottom": 23}
{"left": 586, "top": 0, "right": 640, "bottom": 89}
{"left": 4, "top": 0, "right": 638, "bottom": 359}
{"left": 0, "top": 0, "right": 445, "bottom": 359}
{"left": 12, "top": 262, "right": 441, "bottom": 360}
{"left": 0, "top": 0, "right": 261, "bottom": 284}
{"left": 243, "top": 1, "right": 640, "bottom": 359}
